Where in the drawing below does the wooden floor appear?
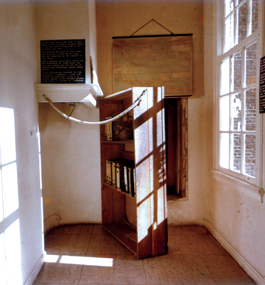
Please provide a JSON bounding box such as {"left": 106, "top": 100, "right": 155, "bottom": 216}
{"left": 34, "top": 224, "right": 255, "bottom": 285}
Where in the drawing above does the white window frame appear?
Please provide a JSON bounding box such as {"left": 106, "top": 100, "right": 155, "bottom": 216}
{"left": 214, "top": 0, "right": 264, "bottom": 188}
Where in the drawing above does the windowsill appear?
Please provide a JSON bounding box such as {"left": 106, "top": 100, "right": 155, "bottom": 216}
{"left": 211, "top": 169, "right": 261, "bottom": 202}
{"left": 167, "top": 195, "right": 188, "bottom": 202}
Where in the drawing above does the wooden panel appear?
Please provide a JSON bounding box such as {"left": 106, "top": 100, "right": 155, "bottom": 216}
{"left": 113, "top": 190, "right": 126, "bottom": 224}
{"left": 103, "top": 223, "right": 137, "bottom": 256}
{"left": 180, "top": 98, "right": 188, "bottom": 197}
{"left": 125, "top": 197, "right": 136, "bottom": 227}
{"left": 133, "top": 87, "right": 168, "bottom": 258}
{"left": 102, "top": 185, "right": 113, "bottom": 225}
{"left": 113, "top": 36, "right": 192, "bottom": 97}
{"left": 152, "top": 87, "right": 168, "bottom": 256}
{"left": 100, "top": 87, "right": 168, "bottom": 259}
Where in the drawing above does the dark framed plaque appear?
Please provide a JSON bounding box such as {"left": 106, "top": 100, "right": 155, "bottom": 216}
{"left": 259, "top": 56, "right": 265, "bottom": 113}
{"left": 41, "top": 39, "right": 85, "bottom": 84}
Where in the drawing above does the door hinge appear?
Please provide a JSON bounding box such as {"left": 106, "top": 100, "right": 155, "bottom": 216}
{"left": 259, "top": 188, "right": 264, "bottom": 203}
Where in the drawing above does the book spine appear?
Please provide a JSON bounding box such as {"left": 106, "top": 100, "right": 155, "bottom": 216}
{"left": 128, "top": 167, "right": 132, "bottom": 195}
{"left": 116, "top": 162, "right": 121, "bottom": 190}
{"left": 109, "top": 120, "right": 113, "bottom": 140}
{"left": 106, "top": 160, "right": 111, "bottom": 184}
{"left": 133, "top": 168, "right": 136, "bottom": 198}
{"left": 104, "top": 117, "right": 113, "bottom": 141}
{"left": 124, "top": 165, "right": 128, "bottom": 193}
{"left": 111, "top": 161, "right": 116, "bottom": 186}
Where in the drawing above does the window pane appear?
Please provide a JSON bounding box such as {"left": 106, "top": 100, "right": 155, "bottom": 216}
{"left": 220, "top": 58, "right": 230, "bottom": 95}
{"left": 224, "top": 14, "right": 234, "bottom": 52}
{"left": 237, "top": 1, "right": 248, "bottom": 43}
{"left": 220, "top": 133, "right": 230, "bottom": 169}
{"left": 252, "top": 0, "right": 258, "bottom": 33}
{"left": 232, "top": 133, "right": 241, "bottom": 172}
{"left": 231, "top": 93, "right": 242, "bottom": 131}
{"left": 232, "top": 51, "right": 242, "bottom": 91}
{"left": 225, "top": 0, "right": 234, "bottom": 16}
{"left": 245, "top": 88, "right": 256, "bottom": 131}
{"left": 246, "top": 42, "right": 257, "bottom": 86}
{"left": 244, "top": 134, "right": 256, "bottom": 176}
{"left": 220, "top": 95, "right": 230, "bottom": 131}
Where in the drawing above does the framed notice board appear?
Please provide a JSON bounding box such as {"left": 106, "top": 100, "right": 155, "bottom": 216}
{"left": 112, "top": 35, "right": 193, "bottom": 97}
{"left": 260, "top": 56, "right": 265, "bottom": 113}
{"left": 41, "top": 39, "right": 85, "bottom": 84}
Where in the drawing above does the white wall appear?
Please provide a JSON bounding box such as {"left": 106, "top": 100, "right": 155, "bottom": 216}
{"left": 0, "top": 1, "right": 44, "bottom": 284}
{"left": 203, "top": 2, "right": 265, "bottom": 285}
{"left": 96, "top": 0, "right": 206, "bottom": 225}
{"left": 35, "top": 0, "right": 102, "bottom": 232}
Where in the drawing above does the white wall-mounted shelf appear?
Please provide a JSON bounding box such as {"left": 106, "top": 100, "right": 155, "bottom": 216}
{"left": 35, "top": 83, "right": 103, "bottom": 103}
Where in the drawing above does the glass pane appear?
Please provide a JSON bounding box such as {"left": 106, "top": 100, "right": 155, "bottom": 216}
{"left": 237, "top": 1, "right": 248, "bottom": 43}
{"left": 244, "top": 134, "right": 256, "bottom": 177}
{"left": 220, "top": 95, "right": 230, "bottom": 131}
{"left": 245, "top": 88, "right": 256, "bottom": 131}
{"left": 225, "top": 0, "right": 234, "bottom": 16}
{"left": 232, "top": 51, "right": 242, "bottom": 91}
{"left": 232, "top": 133, "right": 241, "bottom": 172}
{"left": 224, "top": 14, "right": 234, "bottom": 52}
{"left": 231, "top": 93, "right": 242, "bottom": 131}
{"left": 252, "top": 0, "right": 258, "bottom": 33}
{"left": 220, "top": 58, "right": 230, "bottom": 95}
{"left": 220, "top": 133, "right": 230, "bottom": 169}
{"left": 246, "top": 42, "right": 257, "bottom": 86}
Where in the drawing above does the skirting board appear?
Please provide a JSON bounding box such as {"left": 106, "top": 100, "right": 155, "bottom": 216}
{"left": 24, "top": 252, "right": 45, "bottom": 285}
{"left": 203, "top": 218, "right": 265, "bottom": 285}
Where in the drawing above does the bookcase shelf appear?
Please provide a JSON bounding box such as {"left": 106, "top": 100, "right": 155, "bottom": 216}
{"left": 102, "top": 182, "right": 136, "bottom": 199}
{"left": 103, "top": 223, "right": 137, "bottom": 255}
{"left": 100, "top": 87, "right": 168, "bottom": 259}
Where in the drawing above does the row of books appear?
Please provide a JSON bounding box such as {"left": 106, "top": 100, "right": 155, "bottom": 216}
{"left": 105, "top": 113, "right": 133, "bottom": 141}
{"left": 106, "top": 158, "right": 136, "bottom": 197}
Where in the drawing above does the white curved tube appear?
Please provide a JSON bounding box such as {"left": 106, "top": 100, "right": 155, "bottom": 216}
{"left": 43, "top": 91, "right": 146, "bottom": 125}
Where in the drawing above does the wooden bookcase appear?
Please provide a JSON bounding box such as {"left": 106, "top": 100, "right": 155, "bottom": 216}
{"left": 100, "top": 87, "right": 168, "bottom": 259}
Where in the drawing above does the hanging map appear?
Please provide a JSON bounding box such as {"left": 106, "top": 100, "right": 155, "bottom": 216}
{"left": 112, "top": 35, "right": 192, "bottom": 97}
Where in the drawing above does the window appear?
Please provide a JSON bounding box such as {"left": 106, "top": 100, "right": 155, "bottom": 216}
{"left": 0, "top": 107, "right": 22, "bottom": 284}
{"left": 216, "top": 0, "right": 262, "bottom": 184}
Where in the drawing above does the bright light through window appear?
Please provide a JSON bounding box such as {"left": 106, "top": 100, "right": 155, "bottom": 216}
{"left": 44, "top": 254, "right": 113, "bottom": 267}
{"left": 2, "top": 163, "right": 19, "bottom": 218}
{"left": 1, "top": 219, "right": 22, "bottom": 284}
{"left": 0, "top": 171, "right": 3, "bottom": 223}
{"left": 0, "top": 107, "right": 16, "bottom": 165}
{"left": 0, "top": 232, "right": 7, "bottom": 285}
{"left": 0, "top": 107, "right": 19, "bottom": 219}
{"left": 0, "top": 107, "right": 22, "bottom": 284}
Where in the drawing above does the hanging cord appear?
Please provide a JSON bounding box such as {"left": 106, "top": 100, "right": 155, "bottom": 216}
{"left": 42, "top": 89, "right": 147, "bottom": 125}
{"left": 68, "top": 103, "right": 76, "bottom": 116}
{"left": 130, "top": 19, "right": 174, "bottom": 37}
